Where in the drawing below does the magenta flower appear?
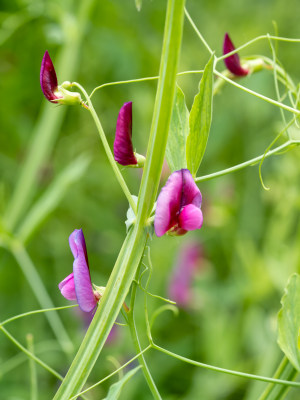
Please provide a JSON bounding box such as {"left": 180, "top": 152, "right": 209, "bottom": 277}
{"left": 58, "top": 229, "right": 100, "bottom": 313}
{"left": 169, "top": 242, "right": 203, "bottom": 308}
{"left": 223, "top": 33, "right": 249, "bottom": 77}
{"left": 40, "top": 51, "right": 63, "bottom": 103}
{"left": 40, "top": 51, "right": 83, "bottom": 106}
{"left": 114, "top": 102, "right": 145, "bottom": 167}
{"left": 154, "top": 169, "right": 203, "bottom": 237}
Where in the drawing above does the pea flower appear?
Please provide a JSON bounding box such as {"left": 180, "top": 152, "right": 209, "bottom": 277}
{"left": 58, "top": 229, "right": 102, "bottom": 313}
{"left": 114, "top": 102, "right": 145, "bottom": 167}
{"left": 40, "top": 51, "right": 84, "bottom": 106}
{"left": 154, "top": 169, "right": 203, "bottom": 237}
{"left": 223, "top": 33, "right": 249, "bottom": 77}
{"left": 169, "top": 242, "right": 203, "bottom": 308}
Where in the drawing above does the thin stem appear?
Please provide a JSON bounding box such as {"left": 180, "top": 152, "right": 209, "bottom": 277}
{"left": 0, "top": 325, "right": 62, "bottom": 381}
{"left": 69, "top": 346, "right": 152, "bottom": 400}
{"left": 195, "top": 139, "right": 300, "bottom": 183}
{"left": 89, "top": 70, "right": 204, "bottom": 98}
{"left": 214, "top": 70, "right": 300, "bottom": 115}
{"left": 1, "top": 236, "right": 73, "bottom": 355}
{"left": 27, "top": 334, "right": 38, "bottom": 400}
{"left": 184, "top": 7, "right": 213, "bottom": 54}
{"left": 259, "top": 356, "right": 297, "bottom": 400}
{"left": 1, "top": 305, "right": 78, "bottom": 327}
{"left": 127, "top": 272, "right": 162, "bottom": 399}
{"left": 216, "top": 34, "right": 300, "bottom": 62}
{"left": 153, "top": 344, "right": 300, "bottom": 389}
{"left": 72, "top": 82, "right": 137, "bottom": 214}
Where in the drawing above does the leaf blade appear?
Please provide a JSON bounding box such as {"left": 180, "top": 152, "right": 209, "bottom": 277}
{"left": 103, "top": 366, "right": 141, "bottom": 400}
{"left": 186, "top": 55, "right": 214, "bottom": 176}
{"left": 278, "top": 273, "right": 300, "bottom": 371}
{"left": 165, "top": 85, "right": 189, "bottom": 172}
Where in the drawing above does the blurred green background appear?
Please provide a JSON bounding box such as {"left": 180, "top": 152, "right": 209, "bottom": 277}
{"left": 0, "top": 0, "right": 300, "bottom": 399}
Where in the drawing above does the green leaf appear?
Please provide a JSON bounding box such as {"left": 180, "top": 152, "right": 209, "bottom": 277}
{"left": 278, "top": 273, "right": 300, "bottom": 371}
{"left": 186, "top": 55, "right": 214, "bottom": 176}
{"left": 135, "top": 0, "right": 142, "bottom": 11}
{"left": 165, "top": 85, "right": 189, "bottom": 172}
{"left": 103, "top": 366, "right": 141, "bottom": 400}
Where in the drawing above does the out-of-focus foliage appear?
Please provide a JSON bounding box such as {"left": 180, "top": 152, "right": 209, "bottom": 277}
{"left": 0, "top": 0, "right": 300, "bottom": 399}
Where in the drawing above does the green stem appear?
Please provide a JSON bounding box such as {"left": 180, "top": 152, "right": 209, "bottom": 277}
{"left": 127, "top": 295, "right": 161, "bottom": 399}
{"left": 0, "top": 325, "right": 62, "bottom": 380}
{"left": 72, "top": 82, "right": 137, "bottom": 214}
{"left": 27, "top": 334, "right": 38, "bottom": 400}
{"left": 1, "top": 236, "right": 73, "bottom": 355}
{"left": 195, "top": 139, "right": 300, "bottom": 183}
{"left": 152, "top": 344, "right": 300, "bottom": 389}
{"left": 53, "top": 1, "right": 185, "bottom": 398}
{"left": 4, "top": 0, "right": 96, "bottom": 231}
{"left": 258, "top": 357, "right": 298, "bottom": 400}
{"left": 214, "top": 70, "right": 300, "bottom": 115}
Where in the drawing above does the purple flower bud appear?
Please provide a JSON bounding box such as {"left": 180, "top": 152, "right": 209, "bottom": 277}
{"left": 154, "top": 169, "right": 203, "bottom": 237}
{"left": 223, "top": 33, "right": 249, "bottom": 77}
{"left": 59, "top": 229, "right": 98, "bottom": 313}
{"left": 169, "top": 242, "right": 203, "bottom": 308}
{"left": 114, "top": 102, "right": 145, "bottom": 167}
{"left": 40, "top": 51, "right": 63, "bottom": 103}
{"left": 40, "top": 51, "right": 83, "bottom": 106}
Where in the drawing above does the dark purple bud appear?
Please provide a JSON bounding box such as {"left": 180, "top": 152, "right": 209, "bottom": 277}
{"left": 223, "top": 33, "right": 249, "bottom": 77}
{"left": 40, "top": 51, "right": 63, "bottom": 103}
{"left": 114, "top": 102, "right": 139, "bottom": 166}
{"left": 154, "top": 169, "right": 203, "bottom": 237}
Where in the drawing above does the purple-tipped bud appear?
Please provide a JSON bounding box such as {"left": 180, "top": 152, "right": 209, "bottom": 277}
{"left": 114, "top": 102, "right": 145, "bottom": 167}
{"left": 223, "top": 33, "right": 249, "bottom": 77}
{"left": 40, "top": 51, "right": 63, "bottom": 103}
{"left": 40, "top": 51, "right": 83, "bottom": 106}
{"left": 59, "top": 229, "right": 98, "bottom": 313}
{"left": 154, "top": 169, "right": 203, "bottom": 237}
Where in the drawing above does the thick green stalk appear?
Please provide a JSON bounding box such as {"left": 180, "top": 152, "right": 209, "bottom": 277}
{"left": 4, "top": 0, "right": 96, "bottom": 231}
{"left": 53, "top": 0, "right": 185, "bottom": 398}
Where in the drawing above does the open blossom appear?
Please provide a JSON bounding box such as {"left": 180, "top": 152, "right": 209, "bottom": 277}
{"left": 114, "top": 102, "right": 145, "bottom": 167}
{"left": 40, "top": 51, "right": 83, "bottom": 106}
{"left": 169, "top": 242, "right": 203, "bottom": 308}
{"left": 154, "top": 169, "right": 203, "bottom": 237}
{"left": 58, "top": 229, "right": 101, "bottom": 313}
{"left": 223, "top": 33, "right": 249, "bottom": 77}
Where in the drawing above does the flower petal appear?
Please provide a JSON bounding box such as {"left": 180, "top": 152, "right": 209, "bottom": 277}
{"left": 113, "top": 102, "right": 138, "bottom": 166}
{"left": 58, "top": 273, "right": 76, "bottom": 301}
{"left": 180, "top": 169, "right": 202, "bottom": 208}
{"left": 70, "top": 229, "right": 97, "bottom": 313}
{"left": 178, "top": 204, "right": 203, "bottom": 231}
{"left": 40, "top": 51, "right": 62, "bottom": 102}
{"left": 154, "top": 170, "right": 183, "bottom": 237}
{"left": 223, "top": 33, "right": 249, "bottom": 77}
